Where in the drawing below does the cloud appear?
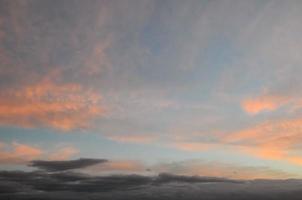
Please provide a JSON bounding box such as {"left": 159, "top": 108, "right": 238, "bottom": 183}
{"left": 0, "top": 142, "right": 80, "bottom": 165}
{"left": 24, "top": 157, "right": 293, "bottom": 180}
{"left": 152, "top": 160, "right": 293, "bottom": 180}
{"left": 0, "top": 142, "right": 42, "bottom": 164}
{"left": 2, "top": 170, "right": 302, "bottom": 199}
{"left": 30, "top": 158, "right": 108, "bottom": 172}
{"left": 0, "top": 1, "right": 109, "bottom": 131}
{"left": 224, "top": 118, "right": 302, "bottom": 165}
{"left": 155, "top": 173, "right": 242, "bottom": 184}
{"left": 241, "top": 91, "right": 302, "bottom": 115}
{"left": 241, "top": 95, "right": 290, "bottom": 114}
{"left": 0, "top": 170, "right": 240, "bottom": 194}
{"left": 73, "top": 158, "right": 293, "bottom": 180}
{"left": 0, "top": 74, "right": 104, "bottom": 131}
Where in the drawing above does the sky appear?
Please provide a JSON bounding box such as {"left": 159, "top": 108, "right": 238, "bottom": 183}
{"left": 1, "top": 0, "right": 302, "bottom": 180}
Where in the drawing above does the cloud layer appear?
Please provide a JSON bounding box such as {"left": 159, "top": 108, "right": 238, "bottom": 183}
{"left": 1, "top": 170, "right": 302, "bottom": 200}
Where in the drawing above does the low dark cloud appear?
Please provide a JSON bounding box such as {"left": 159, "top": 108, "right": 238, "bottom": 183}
{"left": 155, "top": 173, "right": 243, "bottom": 184}
{"left": 1, "top": 169, "right": 302, "bottom": 200}
{"left": 29, "top": 158, "right": 108, "bottom": 171}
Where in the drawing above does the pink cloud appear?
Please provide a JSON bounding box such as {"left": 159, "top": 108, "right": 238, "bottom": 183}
{"left": 0, "top": 73, "right": 104, "bottom": 131}
{"left": 224, "top": 118, "right": 302, "bottom": 166}
{"left": 0, "top": 142, "right": 80, "bottom": 164}
{"left": 0, "top": 142, "right": 43, "bottom": 164}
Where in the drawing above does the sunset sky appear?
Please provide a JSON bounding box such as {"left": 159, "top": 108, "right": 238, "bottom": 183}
{"left": 1, "top": 0, "right": 302, "bottom": 180}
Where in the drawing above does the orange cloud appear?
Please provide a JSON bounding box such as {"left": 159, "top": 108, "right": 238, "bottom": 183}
{"left": 241, "top": 95, "right": 289, "bottom": 114}
{"left": 0, "top": 76, "right": 104, "bottom": 131}
{"left": 0, "top": 142, "right": 42, "bottom": 164}
{"left": 287, "top": 157, "right": 302, "bottom": 165}
{"left": 225, "top": 118, "right": 302, "bottom": 144}
{"left": 225, "top": 118, "right": 302, "bottom": 166}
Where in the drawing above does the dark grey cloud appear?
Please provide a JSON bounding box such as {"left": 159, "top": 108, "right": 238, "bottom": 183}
{"left": 1, "top": 170, "right": 302, "bottom": 199}
{"left": 155, "top": 173, "right": 242, "bottom": 184}
{"left": 29, "top": 158, "right": 108, "bottom": 171}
